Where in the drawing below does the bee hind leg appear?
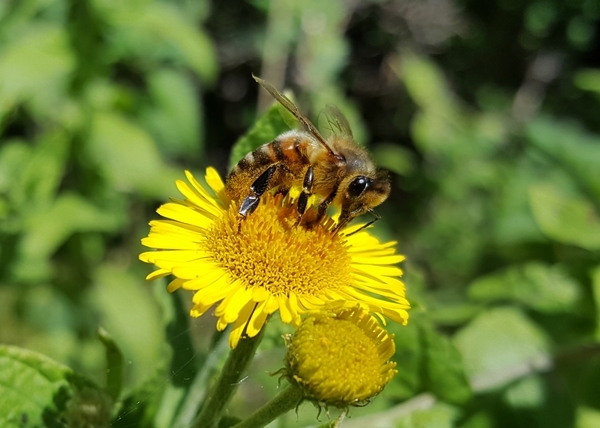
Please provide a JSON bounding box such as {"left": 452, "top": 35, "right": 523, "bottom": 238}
{"left": 239, "top": 164, "right": 278, "bottom": 217}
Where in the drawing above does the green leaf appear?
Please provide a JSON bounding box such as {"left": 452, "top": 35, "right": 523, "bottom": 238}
{"left": 591, "top": 266, "right": 600, "bottom": 341}
{"left": 0, "top": 24, "right": 74, "bottom": 110}
{"left": 141, "top": 69, "right": 203, "bottom": 158}
{"left": 170, "top": 332, "right": 230, "bottom": 428}
{"left": 527, "top": 118, "right": 600, "bottom": 200}
{"left": 97, "top": 327, "right": 125, "bottom": 401}
{"left": 87, "top": 111, "right": 183, "bottom": 198}
{"left": 228, "top": 100, "right": 297, "bottom": 170}
{"left": 577, "top": 406, "right": 600, "bottom": 428}
{"left": 393, "top": 51, "right": 455, "bottom": 113}
{"left": 453, "top": 307, "right": 551, "bottom": 391}
{"left": 492, "top": 155, "right": 547, "bottom": 246}
{"left": 391, "top": 52, "right": 461, "bottom": 157}
{"left": 0, "top": 345, "right": 73, "bottom": 428}
{"left": 468, "top": 262, "right": 581, "bottom": 313}
{"left": 502, "top": 375, "right": 545, "bottom": 408}
{"left": 421, "top": 324, "right": 472, "bottom": 405}
{"left": 14, "top": 193, "right": 124, "bottom": 282}
{"left": 573, "top": 68, "right": 600, "bottom": 94}
{"left": 0, "top": 345, "right": 111, "bottom": 428}
{"left": 100, "top": 2, "right": 217, "bottom": 82}
{"left": 388, "top": 322, "right": 423, "bottom": 400}
{"left": 18, "top": 192, "right": 122, "bottom": 259}
{"left": 529, "top": 184, "right": 600, "bottom": 250}
{"left": 151, "top": 288, "right": 196, "bottom": 428}
{"left": 140, "top": 3, "right": 217, "bottom": 82}
{"left": 459, "top": 412, "right": 493, "bottom": 428}
{"left": 373, "top": 143, "right": 417, "bottom": 176}
{"left": 391, "top": 51, "right": 502, "bottom": 162}
{"left": 91, "top": 265, "right": 165, "bottom": 390}
{"left": 397, "top": 402, "right": 461, "bottom": 428}
{"left": 9, "top": 131, "right": 70, "bottom": 211}
{"left": 0, "top": 140, "right": 31, "bottom": 197}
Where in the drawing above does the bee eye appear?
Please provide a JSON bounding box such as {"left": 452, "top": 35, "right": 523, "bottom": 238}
{"left": 348, "top": 176, "right": 369, "bottom": 197}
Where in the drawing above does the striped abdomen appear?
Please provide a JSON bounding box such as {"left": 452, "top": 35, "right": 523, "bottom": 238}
{"left": 225, "top": 131, "right": 325, "bottom": 202}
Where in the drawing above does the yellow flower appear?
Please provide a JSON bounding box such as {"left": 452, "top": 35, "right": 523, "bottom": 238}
{"left": 139, "top": 168, "right": 409, "bottom": 348}
{"left": 284, "top": 306, "right": 397, "bottom": 407}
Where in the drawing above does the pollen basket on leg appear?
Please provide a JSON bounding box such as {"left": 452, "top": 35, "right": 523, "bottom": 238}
{"left": 203, "top": 194, "right": 353, "bottom": 298}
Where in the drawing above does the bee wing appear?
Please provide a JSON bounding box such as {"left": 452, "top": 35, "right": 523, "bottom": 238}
{"left": 320, "top": 104, "right": 354, "bottom": 138}
{"left": 253, "top": 75, "right": 336, "bottom": 156}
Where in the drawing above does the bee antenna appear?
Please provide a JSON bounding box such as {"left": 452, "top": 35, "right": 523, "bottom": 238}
{"left": 343, "top": 209, "right": 381, "bottom": 236}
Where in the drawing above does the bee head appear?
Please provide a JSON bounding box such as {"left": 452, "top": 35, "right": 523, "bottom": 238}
{"left": 338, "top": 171, "right": 390, "bottom": 226}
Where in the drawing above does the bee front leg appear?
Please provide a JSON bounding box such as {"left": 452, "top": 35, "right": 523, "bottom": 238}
{"left": 239, "top": 164, "right": 278, "bottom": 217}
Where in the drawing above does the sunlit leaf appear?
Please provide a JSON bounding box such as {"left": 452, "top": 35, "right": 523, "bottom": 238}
{"left": 0, "top": 345, "right": 111, "bottom": 428}
{"left": 151, "top": 288, "right": 196, "bottom": 428}
{"left": 98, "top": 1, "right": 217, "bottom": 82}
{"left": 453, "top": 307, "right": 551, "bottom": 391}
{"left": 97, "top": 327, "right": 125, "bottom": 401}
{"left": 527, "top": 118, "right": 600, "bottom": 200}
{"left": 529, "top": 184, "right": 600, "bottom": 250}
{"left": 591, "top": 266, "right": 600, "bottom": 341}
{"left": 503, "top": 375, "right": 545, "bottom": 408}
{"left": 397, "top": 402, "right": 461, "bottom": 428}
{"left": 492, "top": 155, "right": 548, "bottom": 246}
{"left": 373, "top": 144, "right": 417, "bottom": 176}
{"left": 574, "top": 69, "right": 600, "bottom": 94}
{"left": 0, "top": 140, "right": 31, "bottom": 196}
{"left": 468, "top": 262, "right": 581, "bottom": 313}
{"left": 9, "top": 131, "right": 69, "bottom": 211}
{"left": 141, "top": 69, "right": 202, "bottom": 158}
{"left": 393, "top": 51, "right": 455, "bottom": 113}
{"left": 421, "top": 324, "right": 472, "bottom": 405}
{"left": 91, "top": 265, "right": 165, "bottom": 389}
{"left": 388, "top": 322, "right": 422, "bottom": 400}
{"left": 0, "top": 24, "right": 74, "bottom": 111}
{"left": 391, "top": 51, "right": 503, "bottom": 161}
{"left": 87, "top": 111, "right": 183, "bottom": 198}
{"left": 577, "top": 406, "right": 600, "bottom": 428}
{"left": 138, "top": 3, "right": 217, "bottom": 82}
{"left": 19, "top": 193, "right": 122, "bottom": 260}
{"left": 459, "top": 412, "right": 494, "bottom": 428}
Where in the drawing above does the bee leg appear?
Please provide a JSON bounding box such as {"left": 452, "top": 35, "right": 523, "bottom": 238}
{"left": 296, "top": 166, "right": 314, "bottom": 219}
{"left": 312, "top": 190, "right": 336, "bottom": 223}
{"left": 239, "top": 164, "right": 278, "bottom": 217}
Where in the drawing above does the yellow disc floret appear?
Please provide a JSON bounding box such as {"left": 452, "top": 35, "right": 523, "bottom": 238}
{"left": 205, "top": 197, "right": 352, "bottom": 297}
{"left": 285, "top": 307, "right": 397, "bottom": 408}
{"left": 140, "top": 168, "right": 410, "bottom": 348}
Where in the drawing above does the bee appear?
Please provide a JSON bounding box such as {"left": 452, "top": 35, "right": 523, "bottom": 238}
{"left": 225, "top": 76, "right": 390, "bottom": 230}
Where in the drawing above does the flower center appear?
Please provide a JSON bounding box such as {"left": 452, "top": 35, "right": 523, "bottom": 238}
{"left": 204, "top": 194, "right": 353, "bottom": 297}
{"left": 286, "top": 310, "right": 396, "bottom": 405}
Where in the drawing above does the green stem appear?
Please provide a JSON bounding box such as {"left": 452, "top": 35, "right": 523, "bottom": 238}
{"left": 172, "top": 331, "right": 229, "bottom": 428}
{"left": 193, "top": 329, "right": 265, "bottom": 428}
{"left": 232, "top": 385, "right": 304, "bottom": 428}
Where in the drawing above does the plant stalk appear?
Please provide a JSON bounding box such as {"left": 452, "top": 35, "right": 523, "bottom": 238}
{"left": 232, "top": 385, "right": 304, "bottom": 428}
{"left": 193, "top": 329, "right": 265, "bottom": 428}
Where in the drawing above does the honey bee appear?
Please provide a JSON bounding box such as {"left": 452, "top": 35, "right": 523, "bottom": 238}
{"left": 225, "top": 76, "right": 390, "bottom": 230}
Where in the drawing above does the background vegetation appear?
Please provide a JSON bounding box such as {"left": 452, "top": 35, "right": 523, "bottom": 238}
{"left": 1, "top": 0, "right": 600, "bottom": 427}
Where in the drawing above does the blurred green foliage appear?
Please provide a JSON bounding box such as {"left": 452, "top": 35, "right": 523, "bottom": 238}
{"left": 1, "top": 0, "right": 600, "bottom": 427}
